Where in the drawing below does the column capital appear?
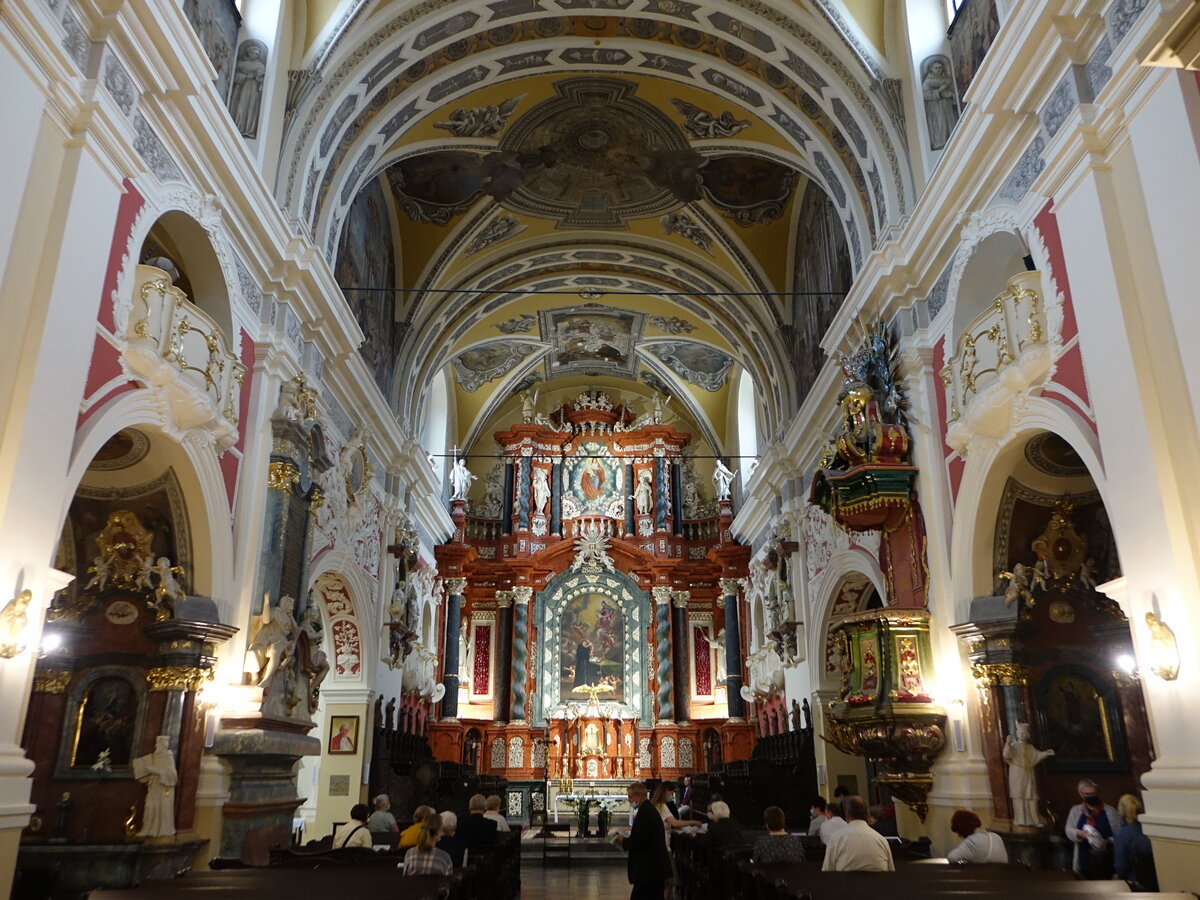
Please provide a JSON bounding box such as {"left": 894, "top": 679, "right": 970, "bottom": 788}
{"left": 718, "top": 577, "right": 743, "bottom": 598}
{"left": 672, "top": 590, "right": 691, "bottom": 608}
{"left": 495, "top": 590, "right": 514, "bottom": 608}
{"left": 444, "top": 577, "right": 467, "bottom": 595}
{"left": 511, "top": 585, "right": 533, "bottom": 604}
{"left": 652, "top": 586, "right": 674, "bottom": 605}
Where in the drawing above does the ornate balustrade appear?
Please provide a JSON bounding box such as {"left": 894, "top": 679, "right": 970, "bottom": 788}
{"left": 125, "top": 265, "right": 244, "bottom": 450}
{"left": 941, "top": 271, "right": 1050, "bottom": 455}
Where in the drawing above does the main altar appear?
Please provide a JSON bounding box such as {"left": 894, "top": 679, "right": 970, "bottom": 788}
{"left": 425, "top": 389, "right": 754, "bottom": 788}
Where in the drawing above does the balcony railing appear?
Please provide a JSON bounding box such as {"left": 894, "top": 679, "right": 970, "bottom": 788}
{"left": 125, "top": 265, "right": 245, "bottom": 450}
{"left": 941, "top": 271, "right": 1050, "bottom": 455}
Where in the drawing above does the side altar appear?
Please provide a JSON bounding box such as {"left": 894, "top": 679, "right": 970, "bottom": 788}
{"left": 430, "top": 390, "right": 753, "bottom": 787}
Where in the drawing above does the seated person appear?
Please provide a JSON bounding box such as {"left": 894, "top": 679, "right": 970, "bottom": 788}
{"left": 484, "top": 794, "right": 511, "bottom": 832}
{"left": 458, "top": 793, "right": 499, "bottom": 849}
{"left": 706, "top": 800, "right": 744, "bottom": 851}
{"left": 399, "top": 805, "right": 435, "bottom": 848}
{"left": 947, "top": 809, "right": 1008, "bottom": 863}
{"left": 822, "top": 796, "right": 894, "bottom": 872}
{"left": 404, "top": 812, "right": 453, "bottom": 876}
{"left": 1114, "top": 794, "right": 1156, "bottom": 890}
{"left": 752, "top": 806, "right": 806, "bottom": 863}
{"left": 819, "top": 799, "right": 848, "bottom": 845}
{"left": 869, "top": 803, "right": 899, "bottom": 837}
{"left": 331, "top": 803, "right": 372, "bottom": 849}
{"left": 808, "top": 796, "right": 828, "bottom": 836}
{"left": 437, "top": 811, "right": 468, "bottom": 867}
{"left": 367, "top": 793, "right": 399, "bottom": 833}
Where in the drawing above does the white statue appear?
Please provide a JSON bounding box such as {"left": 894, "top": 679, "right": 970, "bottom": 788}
{"left": 295, "top": 602, "right": 330, "bottom": 714}
{"left": 700, "top": 628, "right": 728, "bottom": 683}
{"left": 1001, "top": 562, "right": 1034, "bottom": 607}
{"left": 244, "top": 595, "right": 299, "bottom": 695}
{"left": 633, "top": 469, "right": 654, "bottom": 516}
{"left": 149, "top": 556, "right": 187, "bottom": 617}
{"left": 651, "top": 392, "right": 670, "bottom": 424}
{"left": 533, "top": 466, "right": 550, "bottom": 515}
{"left": 1003, "top": 722, "right": 1055, "bottom": 826}
{"left": 85, "top": 556, "right": 112, "bottom": 591}
{"left": 713, "top": 459, "right": 737, "bottom": 501}
{"left": 521, "top": 389, "right": 538, "bottom": 424}
{"left": 449, "top": 457, "right": 477, "bottom": 500}
{"left": 133, "top": 735, "right": 178, "bottom": 838}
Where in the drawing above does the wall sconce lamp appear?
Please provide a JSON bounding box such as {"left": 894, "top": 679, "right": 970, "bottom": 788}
{"left": 1145, "top": 613, "right": 1180, "bottom": 681}
{"left": 1112, "top": 653, "right": 1140, "bottom": 686}
{"left": 0, "top": 590, "right": 33, "bottom": 659}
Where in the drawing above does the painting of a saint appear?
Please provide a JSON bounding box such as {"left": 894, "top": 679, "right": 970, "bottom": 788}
{"left": 559, "top": 593, "right": 624, "bottom": 703}
{"left": 1037, "top": 666, "right": 1124, "bottom": 771}
{"left": 72, "top": 677, "right": 138, "bottom": 768}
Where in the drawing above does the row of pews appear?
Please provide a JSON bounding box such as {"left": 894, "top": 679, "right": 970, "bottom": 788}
{"left": 88, "top": 828, "right": 522, "bottom": 900}
{"left": 671, "top": 832, "right": 1197, "bottom": 900}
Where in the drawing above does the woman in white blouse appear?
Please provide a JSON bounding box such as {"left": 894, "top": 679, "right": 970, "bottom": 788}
{"left": 947, "top": 809, "right": 1009, "bottom": 864}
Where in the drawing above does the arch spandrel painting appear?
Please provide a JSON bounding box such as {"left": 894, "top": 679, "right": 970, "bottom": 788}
{"left": 562, "top": 453, "right": 623, "bottom": 518}
{"left": 560, "top": 592, "right": 624, "bottom": 703}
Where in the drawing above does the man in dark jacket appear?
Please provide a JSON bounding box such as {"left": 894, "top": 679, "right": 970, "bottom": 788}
{"left": 457, "top": 793, "right": 498, "bottom": 850}
{"left": 615, "top": 781, "right": 672, "bottom": 900}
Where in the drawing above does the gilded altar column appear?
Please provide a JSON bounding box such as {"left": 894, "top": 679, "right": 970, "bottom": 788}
{"left": 721, "top": 578, "right": 746, "bottom": 719}
{"left": 442, "top": 577, "right": 467, "bottom": 720}
{"left": 509, "top": 586, "right": 533, "bottom": 721}
{"left": 671, "top": 590, "right": 691, "bottom": 724}
{"left": 653, "top": 587, "right": 675, "bottom": 723}
{"left": 494, "top": 590, "right": 515, "bottom": 723}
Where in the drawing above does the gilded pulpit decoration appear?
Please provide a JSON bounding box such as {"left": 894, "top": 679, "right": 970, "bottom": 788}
{"left": 823, "top": 609, "right": 946, "bottom": 822}
{"left": 810, "top": 320, "right": 927, "bottom": 608}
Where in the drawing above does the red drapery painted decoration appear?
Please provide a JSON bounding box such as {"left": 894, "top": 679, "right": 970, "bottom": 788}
{"left": 693, "top": 625, "right": 712, "bottom": 696}
{"left": 472, "top": 623, "right": 491, "bottom": 696}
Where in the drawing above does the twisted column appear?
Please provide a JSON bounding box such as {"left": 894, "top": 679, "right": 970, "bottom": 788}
{"left": 653, "top": 587, "right": 674, "bottom": 722}
{"left": 721, "top": 578, "right": 746, "bottom": 719}
{"left": 509, "top": 586, "right": 533, "bottom": 721}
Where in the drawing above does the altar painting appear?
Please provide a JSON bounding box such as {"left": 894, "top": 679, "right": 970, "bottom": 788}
{"left": 565, "top": 455, "right": 622, "bottom": 516}
{"left": 559, "top": 592, "right": 624, "bottom": 703}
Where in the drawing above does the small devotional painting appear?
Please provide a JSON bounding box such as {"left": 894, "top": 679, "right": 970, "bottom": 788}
{"left": 1036, "top": 665, "right": 1125, "bottom": 772}
{"left": 559, "top": 593, "right": 624, "bottom": 704}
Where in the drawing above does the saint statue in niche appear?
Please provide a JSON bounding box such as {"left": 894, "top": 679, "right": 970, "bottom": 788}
{"left": 921, "top": 55, "right": 960, "bottom": 152}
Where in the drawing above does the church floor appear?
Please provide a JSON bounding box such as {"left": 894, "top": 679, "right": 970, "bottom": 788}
{"left": 520, "top": 861, "right": 629, "bottom": 899}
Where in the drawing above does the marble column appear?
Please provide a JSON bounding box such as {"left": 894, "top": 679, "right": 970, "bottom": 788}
{"left": 653, "top": 587, "right": 674, "bottom": 722}
{"left": 442, "top": 577, "right": 466, "bottom": 719}
{"left": 509, "top": 586, "right": 533, "bottom": 721}
{"left": 721, "top": 578, "right": 746, "bottom": 719}
{"left": 494, "top": 590, "right": 515, "bottom": 724}
{"left": 671, "top": 591, "right": 691, "bottom": 724}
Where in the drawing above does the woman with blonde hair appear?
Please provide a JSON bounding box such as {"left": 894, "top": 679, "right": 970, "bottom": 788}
{"left": 398, "top": 804, "right": 434, "bottom": 848}
{"left": 1114, "top": 794, "right": 1156, "bottom": 890}
{"left": 403, "top": 812, "right": 453, "bottom": 876}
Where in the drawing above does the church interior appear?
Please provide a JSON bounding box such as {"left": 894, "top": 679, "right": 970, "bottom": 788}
{"left": 2, "top": 0, "right": 1200, "bottom": 896}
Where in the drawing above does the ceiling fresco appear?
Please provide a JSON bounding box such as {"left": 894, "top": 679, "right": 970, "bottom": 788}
{"left": 293, "top": 0, "right": 911, "bottom": 459}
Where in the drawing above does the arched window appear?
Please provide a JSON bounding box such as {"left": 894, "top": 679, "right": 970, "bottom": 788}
{"left": 735, "top": 367, "right": 758, "bottom": 488}
{"left": 422, "top": 368, "right": 451, "bottom": 485}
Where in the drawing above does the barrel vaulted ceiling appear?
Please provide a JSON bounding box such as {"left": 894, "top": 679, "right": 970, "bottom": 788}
{"left": 278, "top": 0, "right": 913, "bottom": 458}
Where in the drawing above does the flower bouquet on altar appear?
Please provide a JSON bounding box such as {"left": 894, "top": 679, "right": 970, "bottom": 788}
{"left": 574, "top": 796, "right": 593, "bottom": 836}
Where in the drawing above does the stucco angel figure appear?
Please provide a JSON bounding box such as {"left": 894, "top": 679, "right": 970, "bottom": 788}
{"left": 245, "top": 595, "right": 299, "bottom": 695}
{"left": 449, "top": 457, "right": 477, "bottom": 501}
{"left": 1001, "top": 562, "right": 1035, "bottom": 607}
{"left": 1003, "top": 722, "right": 1055, "bottom": 826}
{"left": 713, "top": 459, "right": 737, "bottom": 501}
{"left": 133, "top": 735, "right": 178, "bottom": 838}
{"left": 85, "top": 556, "right": 112, "bottom": 592}
{"left": 294, "top": 602, "right": 330, "bottom": 713}
{"left": 521, "top": 388, "right": 538, "bottom": 424}
{"left": 148, "top": 556, "right": 186, "bottom": 619}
